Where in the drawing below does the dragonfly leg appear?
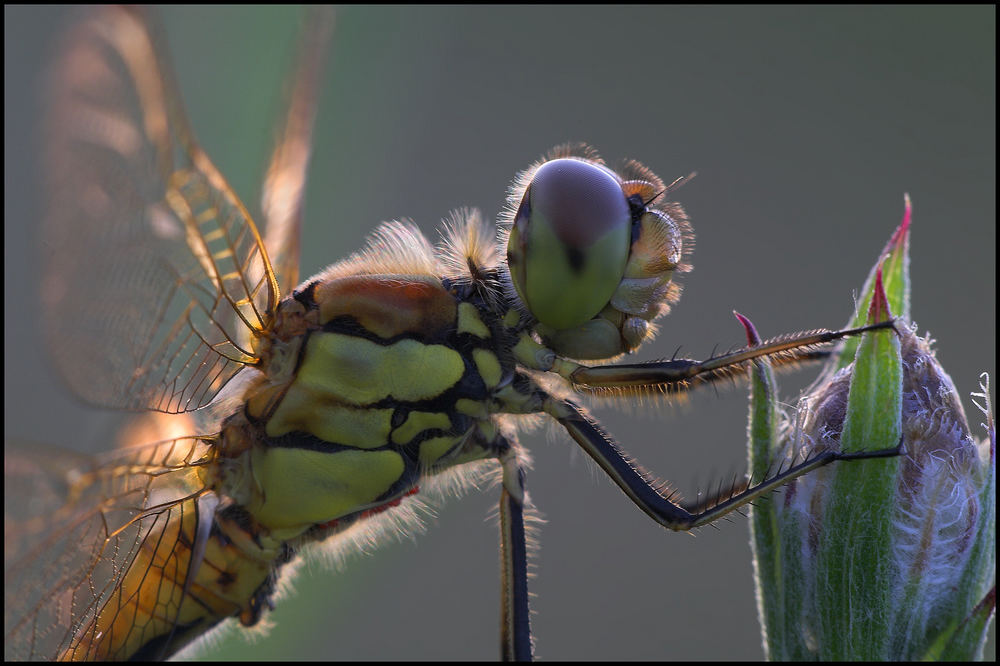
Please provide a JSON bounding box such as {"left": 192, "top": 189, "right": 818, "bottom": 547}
{"left": 559, "top": 321, "right": 895, "bottom": 394}
{"left": 545, "top": 397, "right": 902, "bottom": 530}
{"left": 498, "top": 444, "right": 532, "bottom": 662}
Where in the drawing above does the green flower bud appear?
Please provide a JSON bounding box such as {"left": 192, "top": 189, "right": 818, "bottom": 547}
{"left": 748, "top": 199, "right": 996, "bottom": 660}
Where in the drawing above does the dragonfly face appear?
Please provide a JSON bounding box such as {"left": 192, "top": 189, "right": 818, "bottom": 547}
{"left": 5, "top": 6, "right": 906, "bottom": 662}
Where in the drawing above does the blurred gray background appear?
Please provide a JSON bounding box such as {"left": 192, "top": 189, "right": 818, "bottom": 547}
{"left": 5, "top": 5, "right": 994, "bottom": 661}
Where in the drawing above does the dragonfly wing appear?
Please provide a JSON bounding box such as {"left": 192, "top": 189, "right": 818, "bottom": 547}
{"left": 258, "top": 6, "right": 335, "bottom": 296}
{"left": 3, "top": 432, "right": 214, "bottom": 661}
{"left": 42, "top": 6, "right": 278, "bottom": 413}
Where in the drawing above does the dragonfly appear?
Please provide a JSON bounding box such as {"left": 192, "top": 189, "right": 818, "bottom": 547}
{"left": 4, "top": 6, "right": 898, "bottom": 661}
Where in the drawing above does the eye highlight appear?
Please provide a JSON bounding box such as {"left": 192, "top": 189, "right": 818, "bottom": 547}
{"left": 506, "top": 157, "right": 632, "bottom": 331}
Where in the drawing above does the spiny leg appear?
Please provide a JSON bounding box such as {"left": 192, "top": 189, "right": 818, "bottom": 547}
{"left": 545, "top": 397, "right": 901, "bottom": 530}
{"left": 554, "top": 321, "right": 895, "bottom": 392}
{"left": 498, "top": 445, "right": 532, "bottom": 662}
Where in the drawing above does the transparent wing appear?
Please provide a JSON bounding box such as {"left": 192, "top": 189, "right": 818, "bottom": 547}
{"left": 42, "top": 6, "right": 278, "bottom": 413}
{"left": 259, "top": 6, "right": 335, "bottom": 295}
{"left": 4, "top": 418, "right": 214, "bottom": 661}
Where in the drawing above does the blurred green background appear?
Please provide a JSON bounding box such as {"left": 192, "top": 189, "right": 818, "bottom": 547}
{"left": 4, "top": 5, "right": 994, "bottom": 661}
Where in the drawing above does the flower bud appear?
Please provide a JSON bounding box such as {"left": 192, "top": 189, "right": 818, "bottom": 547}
{"left": 748, "top": 200, "right": 995, "bottom": 660}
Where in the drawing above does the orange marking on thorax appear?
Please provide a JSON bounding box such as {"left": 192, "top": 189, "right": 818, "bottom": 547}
{"left": 315, "top": 275, "right": 456, "bottom": 340}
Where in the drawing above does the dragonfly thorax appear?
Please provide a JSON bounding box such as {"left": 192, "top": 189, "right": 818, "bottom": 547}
{"left": 233, "top": 267, "right": 522, "bottom": 538}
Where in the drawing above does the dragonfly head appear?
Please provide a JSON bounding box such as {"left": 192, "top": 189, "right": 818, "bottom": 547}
{"left": 504, "top": 145, "right": 692, "bottom": 360}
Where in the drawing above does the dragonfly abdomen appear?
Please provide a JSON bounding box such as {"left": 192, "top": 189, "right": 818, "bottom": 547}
{"left": 61, "top": 492, "right": 279, "bottom": 661}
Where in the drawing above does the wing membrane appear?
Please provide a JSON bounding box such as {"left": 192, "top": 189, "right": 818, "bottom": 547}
{"left": 3, "top": 427, "right": 214, "bottom": 660}
{"left": 259, "top": 6, "right": 334, "bottom": 295}
{"left": 42, "top": 6, "right": 277, "bottom": 413}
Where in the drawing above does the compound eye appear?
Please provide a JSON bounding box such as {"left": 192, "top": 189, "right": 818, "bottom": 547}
{"left": 507, "top": 158, "right": 631, "bottom": 330}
